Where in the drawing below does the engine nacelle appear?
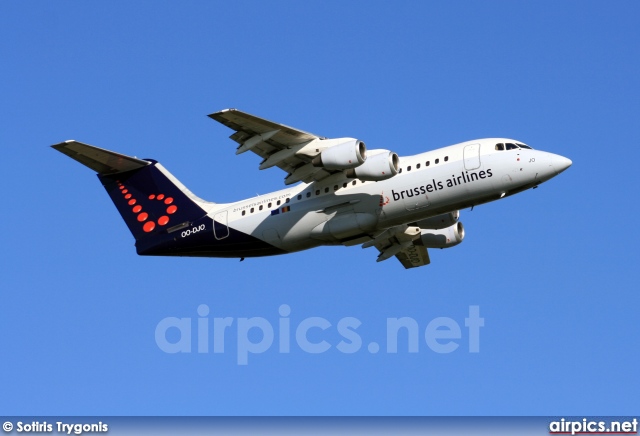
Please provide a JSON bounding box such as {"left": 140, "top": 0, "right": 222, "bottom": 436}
{"left": 420, "top": 222, "right": 465, "bottom": 249}
{"left": 415, "top": 211, "right": 460, "bottom": 230}
{"left": 344, "top": 150, "right": 399, "bottom": 181}
{"left": 311, "top": 139, "right": 366, "bottom": 170}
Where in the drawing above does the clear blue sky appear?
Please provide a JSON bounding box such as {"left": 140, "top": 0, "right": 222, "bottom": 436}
{"left": 1, "top": 2, "right": 638, "bottom": 416}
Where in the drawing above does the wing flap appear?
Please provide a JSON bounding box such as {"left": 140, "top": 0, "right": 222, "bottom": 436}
{"left": 209, "top": 109, "right": 320, "bottom": 148}
{"left": 209, "top": 109, "right": 340, "bottom": 185}
{"left": 363, "top": 224, "right": 431, "bottom": 269}
{"left": 52, "top": 140, "right": 150, "bottom": 174}
{"left": 395, "top": 244, "right": 431, "bottom": 269}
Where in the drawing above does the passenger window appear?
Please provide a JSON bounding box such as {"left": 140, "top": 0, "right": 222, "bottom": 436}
{"left": 297, "top": 194, "right": 302, "bottom": 200}
{"left": 343, "top": 182, "right": 348, "bottom": 188}
{"left": 306, "top": 192, "right": 311, "bottom": 198}
{"left": 398, "top": 168, "right": 402, "bottom": 173}
{"left": 277, "top": 200, "right": 281, "bottom": 206}
{"left": 268, "top": 202, "right": 272, "bottom": 208}
{"left": 352, "top": 181, "right": 357, "bottom": 186}
{"left": 324, "top": 187, "right": 329, "bottom": 193}
{"left": 426, "top": 161, "right": 430, "bottom": 166}
{"left": 407, "top": 166, "right": 412, "bottom": 172}
{"left": 242, "top": 210, "right": 246, "bottom": 216}
{"left": 444, "top": 156, "right": 449, "bottom": 162}
{"left": 435, "top": 158, "right": 439, "bottom": 164}
{"left": 416, "top": 163, "right": 421, "bottom": 169}
{"left": 259, "top": 205, "right": 263, "bottom": 211}
{"left": 334, "top": 185, "right": 338, "bottom": 191}
{"left": 285, "top": 198, "right": 290, "bottom": 203}
{"left": 316, "top": 190, "right": 320, "bottom": 196}
{"left": 495, "top": 143, "right": 505, "bottom": 151}
{"left": 250, "top": 207, "right": 254, "bottom": 213}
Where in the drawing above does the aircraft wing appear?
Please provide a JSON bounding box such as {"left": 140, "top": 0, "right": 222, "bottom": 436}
{"left": 362, "top": 225, "right": 431, "bottom": 269}
{"left": 208, "top": 109, "right": 335, "bottom": 185}
{"left": 394, "top": 243, "right": 431, "bottom": 269}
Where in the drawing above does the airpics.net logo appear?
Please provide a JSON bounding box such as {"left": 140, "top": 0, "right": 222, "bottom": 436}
{"left": 155, "top": 305, "right": 484, "bottom": 365}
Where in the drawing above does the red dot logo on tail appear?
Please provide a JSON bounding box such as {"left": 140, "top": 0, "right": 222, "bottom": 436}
{"left": 118, "top": 187, "right": 179, "bottom": 234}
{"left": 143, "top": 221, "right": 155, "bottom": 233}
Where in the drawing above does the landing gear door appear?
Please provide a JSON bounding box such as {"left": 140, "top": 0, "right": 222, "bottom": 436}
{"left": 213, "top": 210, "right": 229, "bottom": 240}
{"left": 464, "top": 143, "right": 481, "bottom": 170}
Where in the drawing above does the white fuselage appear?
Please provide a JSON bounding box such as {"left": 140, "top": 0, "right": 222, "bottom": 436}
{"left": 201, "top": 138, "right": 571, "bottom": 253}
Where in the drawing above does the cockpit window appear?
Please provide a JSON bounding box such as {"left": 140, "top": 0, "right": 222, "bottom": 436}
{"left": 505, "top": 143, "right": 519, "bottom": 150}
{"left": 497, "top": 142, "right": 533, "bottom": 151}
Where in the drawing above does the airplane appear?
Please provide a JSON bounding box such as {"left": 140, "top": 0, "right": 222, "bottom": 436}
{"left": 52, "top": 109, "right": 571, "bottom": 268}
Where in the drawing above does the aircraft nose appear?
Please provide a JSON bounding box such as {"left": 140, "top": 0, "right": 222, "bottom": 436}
{"left": 551, "top": 154, "right": 572, "bottom": 175}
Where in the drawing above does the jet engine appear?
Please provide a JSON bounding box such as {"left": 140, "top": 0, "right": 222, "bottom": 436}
{"left": 311, "top": 139, "right": 366, "bottom": 170}
{"left": 420, "top": 222, "right": 465, "bottom": 249}
{"left": 344, "top": 150, "right": 399, "bottom": 181}
{"left": 415, "top": 211, "right": 460, "bottom": 230}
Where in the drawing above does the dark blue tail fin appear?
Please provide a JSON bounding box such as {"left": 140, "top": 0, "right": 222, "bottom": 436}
{"left": 53, "top": 140, "right": 209, "bottom": 243}
{"left": 98, "top": 163, "right": 208, "bottom": 241}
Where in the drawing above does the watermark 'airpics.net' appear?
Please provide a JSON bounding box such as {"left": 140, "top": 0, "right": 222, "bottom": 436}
{"left": 155, "top": 305, "right": 484, "bottom": 365}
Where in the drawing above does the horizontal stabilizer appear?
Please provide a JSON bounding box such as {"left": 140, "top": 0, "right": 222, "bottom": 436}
{"left": 52, "top": 140, "right": 150, "bottom": 175}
